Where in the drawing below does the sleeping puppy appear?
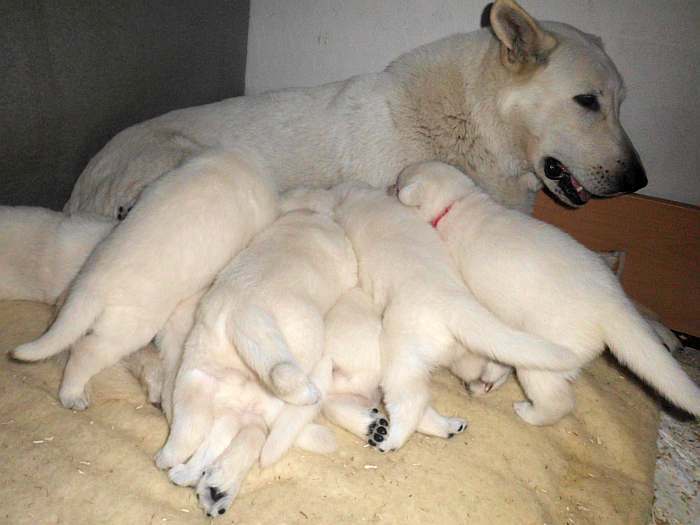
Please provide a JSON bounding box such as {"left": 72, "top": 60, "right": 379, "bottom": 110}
{"left": 261, "top": 286, "right": 471, "bottom": 462}
{"left": 332, "top": 183, "right": 580, "bottom": 452}
{"left": 0, "top": 206, "right": 114, "bottom": 304}
{"left": 395, "top": 161, "right": 700, "bottom": 424}
{"left": 155, "top": 189, "right": 357, "bottom": 517}
{"left": 11, "top": 151, "right": 279, "bottom": 412}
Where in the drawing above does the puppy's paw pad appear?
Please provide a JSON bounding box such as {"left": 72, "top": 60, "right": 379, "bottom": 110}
{"left": 367, "top": 413, "right": 389, "bottom": 448}
{"left": 196, "top": 479, "right": 234, "bottom": 518}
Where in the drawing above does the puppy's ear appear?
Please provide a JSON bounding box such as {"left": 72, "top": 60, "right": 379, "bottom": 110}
{"left": 397, "top": 181, "right": 423, "bottom": 207}
{"left": 489, "top": 0, "right": 557, "bottom": 71}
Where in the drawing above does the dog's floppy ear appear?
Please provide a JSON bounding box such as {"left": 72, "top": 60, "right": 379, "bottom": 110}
{"left": 397, "top": 181, "right": 423, "bottom": 207}
{"left": 488, "top": 0, "right": 557, "bottom": 71}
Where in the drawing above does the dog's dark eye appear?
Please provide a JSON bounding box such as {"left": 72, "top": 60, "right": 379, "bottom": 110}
{"left": 573, "top": 94, "right": 600, "bottom": 111}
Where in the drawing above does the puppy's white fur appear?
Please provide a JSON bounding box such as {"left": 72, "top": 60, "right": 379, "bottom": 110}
{"left": 11, "top": 151, "right": 278, "bottom": 412}
{"left": 0, "top": 206, "right": 114, "bottom": 304}
{"left": 332, "top": 184, "right": 580, "bottom": 451}
{"left": 396, "top": 161, "right": 700, "bottom": 424}
{"left": 156, "top": 190, "right": 357, "bottom": 515}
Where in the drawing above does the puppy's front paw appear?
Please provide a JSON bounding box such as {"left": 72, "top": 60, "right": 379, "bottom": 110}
{"left": 513, "top": 401, "right": 538, "bottom": 425}
{"left": 58, "top": 388, "right": 90, "bottom": 411}
{"left": 467, "top": 380, "right": 494, "bottom": 396}
{"left": 366, "top": 409, "right": 389, "bottom": 449}
{"left": 446, "top": 417, "right": 467, "bottom": 439}
{"left": 196, "top": 471, "right": 235, "bottom": 517}
{"left": 168, "top": 463, "right": 201, "bottom": 487}
{"left": 154, "top": 447, "right": 178, "bottom": 471}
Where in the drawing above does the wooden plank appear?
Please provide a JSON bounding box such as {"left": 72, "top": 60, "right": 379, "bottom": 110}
{"left": 533, "top": 193, "right": 699, "bottom": 336}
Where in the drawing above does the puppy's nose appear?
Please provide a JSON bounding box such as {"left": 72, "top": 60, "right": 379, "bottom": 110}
{"left": 620, "top": 151, "right": 648, "bottom": 193}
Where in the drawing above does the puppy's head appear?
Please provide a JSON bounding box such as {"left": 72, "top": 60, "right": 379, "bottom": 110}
{"left": 394, "top": 161, "right": 474, "bottom": 222}
{"left": 485, "top": 0, "right": 647, "bottom": 207}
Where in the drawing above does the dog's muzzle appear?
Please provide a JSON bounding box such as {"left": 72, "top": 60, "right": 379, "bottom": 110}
{"left": 544, "top": 157, "right": 591, "bottom": 206}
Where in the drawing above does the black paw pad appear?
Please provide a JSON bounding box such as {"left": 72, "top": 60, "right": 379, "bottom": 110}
{"left": 209, "top": 486, "right": 226, "bottom": 503}
{"left": 218, "top": 508, "right": 226, "bottom": 515}
{"left": 367, "top": 416, "right": 390, "bottom": 447}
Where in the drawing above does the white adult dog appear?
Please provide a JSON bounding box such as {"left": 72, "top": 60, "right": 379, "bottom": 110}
{"left": 395, "top": 161, "right": 700, "bottom": 425}
{"left": 11, "top": 151, "right": 278, "bottom": 413}
{"left": 154, "top": 189, "right": 357, "bottom": 517}
{"left": 332, "top": 183, "right": 581, "bottom": 452}
{"left": 66, "top": 0, "right": 645, "bottom": 220}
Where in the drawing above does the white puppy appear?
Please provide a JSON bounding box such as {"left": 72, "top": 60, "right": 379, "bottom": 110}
{"left": 332, "top": 184, "right": 580, "bottom": 452}
{"left": 395, "top": 161, "right": 700, "bottom": 424}
{"left": 11, "top": 151, "right": 278, "bottom": 412}
{"left": 155, "top": 189, "right": 357, "bottom": 517}
{"left": 0, "top": 206, "right": 114, "bottom": 304}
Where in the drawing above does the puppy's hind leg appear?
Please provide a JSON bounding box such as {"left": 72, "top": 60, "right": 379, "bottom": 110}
{"left": 155, "top": 368, "right": 216, "bottom": 470}
{"left": 514, "top": 369, "right": 575, "bottom": 426}
{"left": 196, "top": 419, "right": 266, "bottom": 517}
{"left": 156, "top": 293, "right": 202, "bottom": 422}
{"left": 377, "top": 353, "right": 432, "bottom": 452}
{"left": 59, "top": 312, "right": 157, "bottom": 410}
{"left": 169, "top": 411, "right": 240, "bottom": 487}
{"left": 322, "top": 394, "right": 388, "bottom": 442}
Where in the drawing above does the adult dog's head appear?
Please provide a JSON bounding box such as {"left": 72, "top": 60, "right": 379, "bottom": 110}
{"left": 484, "top": 0, "right": 647, "bottom": 207}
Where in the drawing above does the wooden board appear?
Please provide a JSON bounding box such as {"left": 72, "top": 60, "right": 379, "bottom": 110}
{"left": 533, "top": 193, "right": 699, "bottom": 336}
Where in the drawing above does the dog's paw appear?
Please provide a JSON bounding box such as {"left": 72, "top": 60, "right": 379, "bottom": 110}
{"left": 196, "top": 471, "right": 235, "bottom": 517}
{"left": 168, "top": 463, "right": 202, "bottom": 487}
{"left": 513, "top": 401, "right": 540, "bottom": 425}
{"left": 366, "top": 409, "right": 390, "bottom": 449}
{"left": 446, "top": 417, "right": 468, "bottom": 439}
{"left": 154, "top": 447, "right": 178, "bottom": 471}
{"left": 58, "top": 388, "right": 90, "bottom": 411}
{"left": 467, "top": 380, "right": 494, "bottom": 396}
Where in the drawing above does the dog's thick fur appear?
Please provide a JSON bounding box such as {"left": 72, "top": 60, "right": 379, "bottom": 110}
{"left": 11, "top": 151, "right": 278, "bottom": 412}
{"left": 332, "top": 183, "right": 582, "bottom": 451}
{"left": 396, "top": 161, "right": 700, "bottom": 424}
{"left": 65, "top": 0, "right": 645, "bottom": 220}
{"left": 0, "top": 207, "right": 115, "bottom": 304}
{"left": 155, "top": 194, "right": 356, "bottom": 516}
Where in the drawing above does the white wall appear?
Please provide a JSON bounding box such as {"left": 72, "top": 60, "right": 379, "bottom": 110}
{"left": 246, "top": 1, "right": 700, "bottom": 205}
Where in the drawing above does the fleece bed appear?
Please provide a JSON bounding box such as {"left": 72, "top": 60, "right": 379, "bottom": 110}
{"left": 0, "top": 300, "right": 659, "bottom": 525}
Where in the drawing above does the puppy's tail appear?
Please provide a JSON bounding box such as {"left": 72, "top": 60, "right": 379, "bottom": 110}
{"left": 259, "top": 356, "right": 334, "bottom": 468}
{"left": 449, "top": 298, "right": 580, "bottom": 371}
{"left": 603, "top": 301, "right": 700, "bottom": 417}
{"left": 11, "top": 288, "right": 101, "bottom": 361}
{"left": 228, "top": 303, "right": 320, "bottom": 406}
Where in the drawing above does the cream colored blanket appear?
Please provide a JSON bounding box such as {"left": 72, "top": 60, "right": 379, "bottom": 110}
{"left": 0, "top": 301, "right": 658, "bottom": 524}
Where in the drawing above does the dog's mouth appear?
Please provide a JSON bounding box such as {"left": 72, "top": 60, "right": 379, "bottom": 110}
{"left": 543, "top": 157, "right": 591, "bottom": 206}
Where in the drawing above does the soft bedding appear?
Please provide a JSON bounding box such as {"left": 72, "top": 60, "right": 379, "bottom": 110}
{"left": 0, "top": 300, "right": 658, "bottom": 524}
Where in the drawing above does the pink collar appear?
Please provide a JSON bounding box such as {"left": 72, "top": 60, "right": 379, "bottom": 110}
{"left": 431, "top": 203, "right": 454, "bottom": 228}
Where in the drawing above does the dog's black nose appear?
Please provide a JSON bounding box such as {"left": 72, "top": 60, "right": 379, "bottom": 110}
{"left": 619, "top": 151, "right": 648, "bottom": 193}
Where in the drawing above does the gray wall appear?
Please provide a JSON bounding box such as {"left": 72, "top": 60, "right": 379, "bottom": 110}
{"left": 0, "top": 1, "right": 250, "bottom": 210}
{"left": 246, "top": 0, "right": 700, "bottom": 206}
